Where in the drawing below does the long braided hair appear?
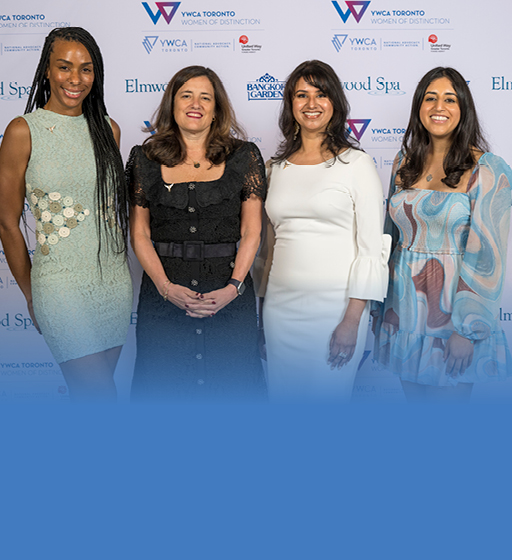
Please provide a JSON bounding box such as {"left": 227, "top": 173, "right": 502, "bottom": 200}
{"left": 25, "top": 27, "right": 128, "bottom": 259}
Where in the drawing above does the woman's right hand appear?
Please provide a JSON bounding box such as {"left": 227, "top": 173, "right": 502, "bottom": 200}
{"left": 27, "top": 300, "right": 41, "bottom": 334}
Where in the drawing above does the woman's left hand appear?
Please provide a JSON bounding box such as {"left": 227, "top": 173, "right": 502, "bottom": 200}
{"left": 444, "top": 332, "right": 474, "bottom": 377}
{"left": 328, "top": 319, "right": 358, "bottom": 370}
{"left": 185, "top": 285, "right": 238, "bottom": 318}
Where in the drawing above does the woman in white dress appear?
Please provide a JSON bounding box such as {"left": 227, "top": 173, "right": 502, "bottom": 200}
{"left": 254, "top": 60, "right": 390, "bottom": 401}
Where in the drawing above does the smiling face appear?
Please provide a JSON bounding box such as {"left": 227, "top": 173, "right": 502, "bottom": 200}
{"left": 292, "top": 77, "right": 334, "bottom": 136}
{"left": 419, "top": 77, "right": 461, "bottom": 142}
{"left": 45, "top": 40, "right": 94, "bottom": 116}
{"left": 173, "top": 76, "right": 216, "bottom": 137}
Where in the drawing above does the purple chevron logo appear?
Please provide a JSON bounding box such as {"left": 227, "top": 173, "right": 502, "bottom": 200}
{"left": 332, "top": 1, "right": 370, "bottom": 23}
{"left": 142, "top": 2, "right": 180, "bottom": 24}
{"left": 347, "top": 119, "right": 371, "bottom": 141}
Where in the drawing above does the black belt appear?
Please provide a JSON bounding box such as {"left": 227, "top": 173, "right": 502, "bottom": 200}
{"left": 154, "top": 241, "right": 236, "bottom": 262}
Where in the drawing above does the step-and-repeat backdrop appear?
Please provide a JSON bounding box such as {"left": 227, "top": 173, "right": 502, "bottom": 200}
{"left": 1, "top": 0, "right": 511, "bottom": 401}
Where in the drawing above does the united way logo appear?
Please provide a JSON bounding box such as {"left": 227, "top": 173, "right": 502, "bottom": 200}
{"left": 247, "top": 73, "right": 285, "bottom": 101}
{"left": 347, "top": 119, "right": 371, "bottom": 141}
{"left": 332, "top": 34, "right": 348, "bottom": 52}
{"left": 142, "top": 36, "right": 158, "bottom": 53}
{"left": 142, "top": 2, "right": 180, "bottom": 24}
{"left": 332, "top": 1, "right": 370, "bottom": 23}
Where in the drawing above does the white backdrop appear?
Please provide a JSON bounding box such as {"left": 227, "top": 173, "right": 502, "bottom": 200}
{"left": 1, "top": 0, "right": 512, "bottom": 401}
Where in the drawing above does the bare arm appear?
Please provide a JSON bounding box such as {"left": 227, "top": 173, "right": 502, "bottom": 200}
{"left": 0, "top": 118, "right": 41, "bottom": 331}
{"left": 110, "top": 118, "right": 121, "bottom": 148}
{"left": 0, "top": 118, "right": 32, "bottom": 297}
{"left": 129, "top": 203, "right": 200, "bottom": 309}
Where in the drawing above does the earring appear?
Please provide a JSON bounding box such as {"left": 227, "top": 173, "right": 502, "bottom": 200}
{"left": 212, "top": 116, "right": 216, "bottom": 122}
{"left": 293, "top": 121, "right": 300, "bottom": 140}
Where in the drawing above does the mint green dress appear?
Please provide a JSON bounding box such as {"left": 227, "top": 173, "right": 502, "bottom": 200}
{"left": 23, "top": 109, "right": 133, "bottom": 364}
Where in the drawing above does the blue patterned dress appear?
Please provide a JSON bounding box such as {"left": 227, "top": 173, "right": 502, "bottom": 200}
{"left": 374, "top": 152, "right": 512, "bottom": 386}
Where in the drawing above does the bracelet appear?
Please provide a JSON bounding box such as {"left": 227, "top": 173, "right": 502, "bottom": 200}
{"left": 162, "top": 279, "right": 171, "bottom": 301}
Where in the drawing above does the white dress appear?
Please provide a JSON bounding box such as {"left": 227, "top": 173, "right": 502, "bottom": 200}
{"left": 255, "top": 149, "right": 390, "bottom": 401}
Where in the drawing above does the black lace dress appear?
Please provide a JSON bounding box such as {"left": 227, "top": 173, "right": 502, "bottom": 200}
{"left": 126, "top": 142, "right": 267, "bottom": 400}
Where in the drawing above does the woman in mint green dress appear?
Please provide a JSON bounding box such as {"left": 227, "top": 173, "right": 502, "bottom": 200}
{"left": 0, "top": 28, "right": 132, "bottom": 401}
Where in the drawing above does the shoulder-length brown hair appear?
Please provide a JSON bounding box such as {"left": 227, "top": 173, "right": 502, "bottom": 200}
{"left": 397, "top": 66, "right": 489, "bottom": 189}
{"left": 273, "top": 60, "right": 359, "bottom": 164}
{"left": 143, "top": 65, "right": 245, "bottom": 166}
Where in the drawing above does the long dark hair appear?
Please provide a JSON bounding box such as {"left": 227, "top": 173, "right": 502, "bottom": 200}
{"left": 143, "top": 65, "right": 245, "bottom": 166}
{"left": 273, "top": 60, "right": 359, "bottom": 163}
{"left": 25, "top": 27, "right": 128, "bottom": 256}
{"left": 398, "top": 67, "right": 489, "bottom": 189}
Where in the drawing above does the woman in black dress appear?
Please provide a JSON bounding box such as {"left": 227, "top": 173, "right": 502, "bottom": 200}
{"left": 127, "top": 65, "right": 266, "bottom": 400}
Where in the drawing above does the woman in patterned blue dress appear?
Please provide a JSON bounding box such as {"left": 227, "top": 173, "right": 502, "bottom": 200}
{"left": 0, "top": 28, "right": 132, "bottom": 401}
{"left": 373, "top": 67, "right": 512, "bottom": 402}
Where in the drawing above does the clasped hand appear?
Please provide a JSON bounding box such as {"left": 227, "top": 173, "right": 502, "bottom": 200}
{"left": 164, "top": 282, "right": 238, "bottom": 318}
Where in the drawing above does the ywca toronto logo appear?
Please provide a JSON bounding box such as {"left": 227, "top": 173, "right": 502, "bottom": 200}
{"left": 332, "top": 34, "right": 348, "bottom": 52}
{"left": 347, "top": 119, "right": 371, "bottom": 141}
{"left": 332, "top": 1, "right": 370, "bottom": 23}
{"left": 142, "top": 36, "right": 158, "bottom": 53}
{"left": 142, "top": 2, "right": 180, "bottom": 24}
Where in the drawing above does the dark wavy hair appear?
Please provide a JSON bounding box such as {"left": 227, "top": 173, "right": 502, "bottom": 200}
{"left": 25, "top": 27, "right": 128, "bottom": 258}
{"left": 273, "top": 60, "right": 359, "bottom": 163}
{"left": 143, "top": 65, "right": 245, "bottom": 166}
{"left": 398, "top": 67, "right": 489, "bottom": 189}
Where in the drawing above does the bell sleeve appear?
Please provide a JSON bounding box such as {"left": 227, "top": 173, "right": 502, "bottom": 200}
{"left": 452, "top": 153, "right": 512, "bottom": 340}
{"left": 347, "top": 153, "right": 391, "bottom": 303}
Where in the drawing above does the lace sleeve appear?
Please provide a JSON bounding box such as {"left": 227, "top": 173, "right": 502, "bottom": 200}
{"left": 241, "top": 142, "right": 267, "bottom": 202}
{"left": 125, "top": 145, "right": 149, "bottom": 208}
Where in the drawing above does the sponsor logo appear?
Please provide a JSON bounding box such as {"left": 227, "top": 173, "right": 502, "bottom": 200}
{"left": 429, "top": 34, "right": 451, "bottom": 52}
{"left": 332, "top": 34, "right": 348, "bottom": 52}
{"left": 342, "top": 76, "right": 405, "bottom": 95}
{"left": 142, "top": 35, "right": 188, "bottom": 53}
{"left": 0, "top": 43, "right": 42, "bottom": 55}
{"left": 125, "top": 79, "right": 168, "bottom": 93}
{"left": 492, "top": 77, "right": 512, "bottom": 91}
{"left": 500, "top": 309, "right": 512, "bottom": 321}
{"left": 142, "top": 36, "right": 158, "bottom": 53}
{"left": 0, "top": 14, "right": 70, "bottom": 29}
{"left": 368, "top": 125, "right": 406, "bottom": 143}
{"left": 0, "top": 81, "right": 31, "bottom": 100}
{"left": 367, "top": 10, "right": 450, "bottom": 26}
{"left": 333, "top": 34, "right": 421, "bottom": 52}
{"left": 142, "top": 2, "right": 181, "bottom": 25}
{"left": 247, "top": 73, "right": 285, "bottom": 100}
{"left": 180, "top": 10, "right": 260, "bottom": 26}
{"left": 0, "top": 312, "right": 38, "bottom": 331}
{"left": 347, "top": 119, "right": 371, "bottom": 141}
{"left": 332, "top": 1, "right": 370, "bottom": 23}
{"left": 239, "top": 35, "right": 262, "bottom": 53}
